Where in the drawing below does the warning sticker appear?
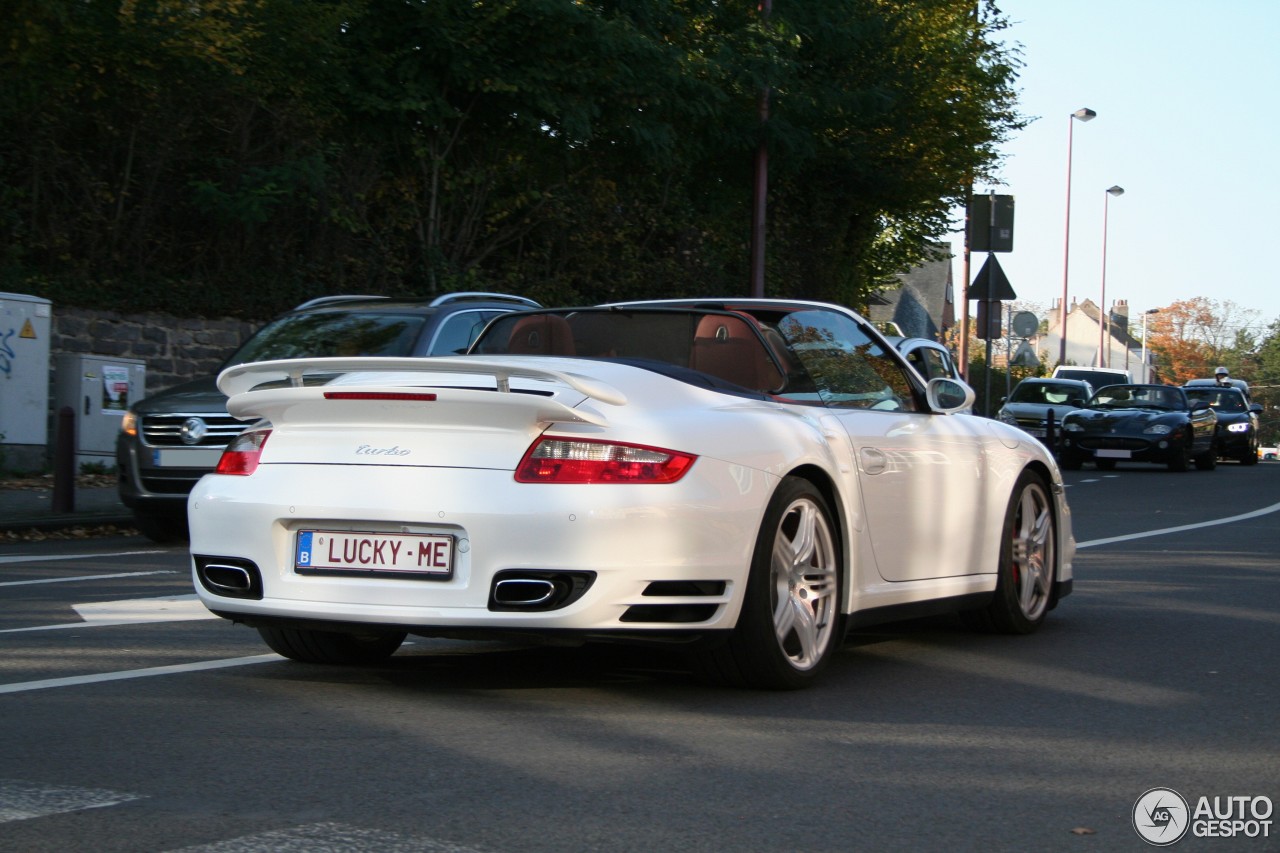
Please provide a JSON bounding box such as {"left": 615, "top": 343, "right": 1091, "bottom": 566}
{"left": 19, "top": 318, "right": 36, "bottom": 339}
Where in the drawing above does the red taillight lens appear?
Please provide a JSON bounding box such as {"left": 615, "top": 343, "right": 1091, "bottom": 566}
{"left": 516, "top": 437, "right": 696, "bottom": 484}
{"left": 214, "top": 428, "right": 272, "bottom": 476}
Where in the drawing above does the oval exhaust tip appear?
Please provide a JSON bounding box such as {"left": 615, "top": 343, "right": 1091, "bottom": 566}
{"left": 204, "top": 564, "right": 253, "bottom": 592}
{"left": 493, "top": 578, "right": 557, "bottom": 606}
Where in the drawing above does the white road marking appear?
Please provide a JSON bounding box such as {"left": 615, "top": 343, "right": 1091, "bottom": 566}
{"left": 0, "top": 653, "right": 283, "bottom": 695}
{"left": 0, "top": 549, "right": 165, "bottom": 566}
{"left": 0, "top": 778, "right": 144, "bottom": 823}
{"left": 171, "top": 821, "right": 489, "bottom": 853}
{"left": 1078, "top": 499, "right": 1280, "bottom": 549}
{"left": 0, "top": 595, "right": 216, "bottom": 633}
{"left": 0, "top": 570, "right": 176, "bottom": 587}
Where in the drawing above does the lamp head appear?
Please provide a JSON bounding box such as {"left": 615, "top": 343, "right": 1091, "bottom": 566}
{"left": 1107, "top": 185, "right": 1125, "bottom": 196}
{"left": 1073, "top": 108, "right": 1097, "bottom": 122}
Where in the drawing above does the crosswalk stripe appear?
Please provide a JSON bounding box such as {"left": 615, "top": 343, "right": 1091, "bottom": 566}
{"left": 0, "top": 778, "right": 144, "bottom": 823}
{"left": 169, "top": 821, "right": 489, "bottom": 852}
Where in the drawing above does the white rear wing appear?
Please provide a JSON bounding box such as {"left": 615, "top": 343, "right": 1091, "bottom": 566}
{"left": 218, "top": 357, "right": 629, "bottom": 406}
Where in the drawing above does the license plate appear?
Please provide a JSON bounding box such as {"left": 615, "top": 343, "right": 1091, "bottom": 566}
{"left": 295, "top": 530, "right": 454, "bottom": 578}
{"left": 153, "top": 447, "right": 225, "bottom": 467}
{"left": 1025, "top": 428, "right": 1046, "bottom": 437}
{"left": 1096, "top": 448, "right": 1131, "bottom": 459}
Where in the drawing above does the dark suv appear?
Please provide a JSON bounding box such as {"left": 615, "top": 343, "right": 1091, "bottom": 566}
{"left": 116, "top": 292, "right": 538, "bottom": 542}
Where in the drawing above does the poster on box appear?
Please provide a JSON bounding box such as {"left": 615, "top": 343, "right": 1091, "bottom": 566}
{"left": 102, "top": 365, "right": 130, "bottom": 413}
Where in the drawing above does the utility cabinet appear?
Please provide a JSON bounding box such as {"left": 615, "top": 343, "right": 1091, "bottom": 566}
{"left": 54, "top": 354, "right": 146, "bottom": 471}
{"left": 0, "top": 292, "right": 53, "bottom": 471}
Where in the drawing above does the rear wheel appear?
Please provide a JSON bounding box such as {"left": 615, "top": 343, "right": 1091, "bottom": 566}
{"left": 963, "top": 470, "right": 1056, "bottom": 634}
{"left": 695, "top": 477, "right": 843, "bottom": 690}
{"left": 258, "top": 625, "right": 406, "bottom": 664}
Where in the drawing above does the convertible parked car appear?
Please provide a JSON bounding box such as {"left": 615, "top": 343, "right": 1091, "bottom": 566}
{"left": 997, "top": 378, "right": 1094, "bottom": 445}
{"left": 1182, "top": 384, "right": 1262, "bottom": 465}
{"left": 1058, "top": 384, "right": 1218, "bottom": 471}
{"left": 188, "top": 299, "right": 1074, "bottom": 689}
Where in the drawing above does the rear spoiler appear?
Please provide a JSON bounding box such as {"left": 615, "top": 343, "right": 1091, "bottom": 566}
{"left": 217, "top": 357, "right": 628, "bottom": 407}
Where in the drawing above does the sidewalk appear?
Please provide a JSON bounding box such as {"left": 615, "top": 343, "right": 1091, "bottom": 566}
{"left": 0, "top": 482, "right": 135, "bottom": 533}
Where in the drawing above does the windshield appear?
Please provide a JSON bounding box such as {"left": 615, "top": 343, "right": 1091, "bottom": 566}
{"left": 1090, "top": 385, "right": 1183, "bottom": 411}
{"left": 225, "top": 312, "right": 428, "bottom": 367}
{"left": 1011, "top": 383, "right": 1080, "bottom": 405}
{"left": 473, "top": 307, "right": 919, "bottom": 410}
{"left": 1184, "top": 388, "right": 1246, "bottom": 412}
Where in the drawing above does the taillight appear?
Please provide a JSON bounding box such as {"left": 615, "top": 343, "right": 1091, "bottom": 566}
{"left": 215, "top": 428, "right": 272, "bottom": 476}
{"left": 516, "top": 437, "right": 696, "bottom": 484}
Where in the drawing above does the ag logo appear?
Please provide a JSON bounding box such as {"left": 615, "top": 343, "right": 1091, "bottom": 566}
{"left": 1134, "top": 787, "right": 1190, "bottom": 846}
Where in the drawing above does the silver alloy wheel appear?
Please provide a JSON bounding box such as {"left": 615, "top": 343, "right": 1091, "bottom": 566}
{"left": 770, "top": 497, "right": 839, "bottom": 670}
{"left": 1010, "top": 480, "right": 1054, "bottom": 622}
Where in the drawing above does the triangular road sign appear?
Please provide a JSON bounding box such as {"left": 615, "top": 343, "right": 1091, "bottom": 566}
{"left": 968, "top": 255, "right": 1016, "bottom": 301}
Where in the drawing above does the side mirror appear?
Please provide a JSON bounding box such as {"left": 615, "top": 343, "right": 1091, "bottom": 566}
{"left": 1190, "top": 400, "right": 1211, "bottom": 412}
{"left": 1250, "top": 403, "right": 1264, "bottom": 413}
{"left": 1069, "top": 397, "right": 1084, "bottom": 408}
{"left": 926, "top": 377, "right": 975, "bottom": 414}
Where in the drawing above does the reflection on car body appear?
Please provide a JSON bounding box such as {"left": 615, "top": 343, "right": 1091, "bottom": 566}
{"left": 188, "top": 299, "right": 1074, "bottom": 690}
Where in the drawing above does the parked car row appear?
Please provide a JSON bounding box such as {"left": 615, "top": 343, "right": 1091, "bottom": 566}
{"left": 997, "top": 373, "right": 1263, "bottom": 473}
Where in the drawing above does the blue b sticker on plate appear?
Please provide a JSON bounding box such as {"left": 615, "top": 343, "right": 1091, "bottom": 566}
{"left": 296, "top": 531, "right": 314, "bottom": 566}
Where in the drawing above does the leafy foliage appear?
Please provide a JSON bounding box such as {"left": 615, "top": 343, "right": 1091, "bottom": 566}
{"left": 2, "top": 0, "right": 1024, "bottom": 318}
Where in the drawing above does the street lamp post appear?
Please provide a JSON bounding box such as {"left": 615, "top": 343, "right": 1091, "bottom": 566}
{"left": 1058, "top": 107, "right": 1097, "bottom": 367}
{"left": 1099, "top": 185, "right": 1125, "bottom": 367}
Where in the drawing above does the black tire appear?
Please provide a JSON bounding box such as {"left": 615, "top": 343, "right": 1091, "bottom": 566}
{"left": 694, "top": 477, "right": 844, "bottom": 690}
{"left": 131, "top": 510, "right": 189, "bottom": 544}
{"left": 962, "top": 470, "right": 1056, "bottom": 635}
{"left": 1167, "top": 442, "right": 1190, "bottom": 472}
{"left": 1194, "top": 447, "right": 1217, "bottom": 470}
{"left": 1059, "top": 452, "right": 1083, "bottom": 471}
{"left": 1095, "top": 458, "right": 1117, "bottom": 471}
{"left": 1241, "top": 448, "right": 1259, "bottom": 466}
{"left": 258, "top": 625, "right": 406, "bottom": 664}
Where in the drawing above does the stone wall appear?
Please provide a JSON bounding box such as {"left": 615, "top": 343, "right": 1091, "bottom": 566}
{"left": 52, "top": 307, "right": 262, "bottom": 395}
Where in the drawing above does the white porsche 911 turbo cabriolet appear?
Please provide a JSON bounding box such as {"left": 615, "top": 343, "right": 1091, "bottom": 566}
{"left": 188, "top": 299, "right": 1074, "bottom": 689}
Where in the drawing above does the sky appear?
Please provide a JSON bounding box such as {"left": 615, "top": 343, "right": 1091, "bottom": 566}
{"left": 947, "top": 0, "right": 1280, "bottom": 340}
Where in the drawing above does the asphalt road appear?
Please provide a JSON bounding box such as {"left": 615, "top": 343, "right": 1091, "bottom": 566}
{"left": 1, "top": 462, "right": 1278, "bottom": 852}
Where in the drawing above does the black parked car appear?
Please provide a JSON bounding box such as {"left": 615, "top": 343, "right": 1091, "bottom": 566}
{"left": 1183, "top": 384, "right": 1262, "bottom": 465}
{"left": 117, "top": 292, "right": 539, "bottom": 542}
{"left": 1058, "top": 384, "right": 1217, "bottom": 472}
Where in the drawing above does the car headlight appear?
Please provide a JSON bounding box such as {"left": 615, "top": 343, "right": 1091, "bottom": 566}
{"left": 998, "top": 411, "right": 1018, "bottom": 426}
{"left": 1227, "top": 422, "right": 1250, "bottom": 433}
{"left": 121, "top": 411, "right": 138, "bottom": 436}
{"left": 1143, "top": 424, "right": 1173, "bottom": 435}
{"left": 1062, "top": 421, "right": 1083, "bottom": 432}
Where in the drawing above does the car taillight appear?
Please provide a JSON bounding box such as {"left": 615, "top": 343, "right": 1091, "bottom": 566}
{"left": 215, "top": 428, "right": 272, "bottom": 476}
{"left": 516, "top": 437, "right": 696, "bottom": 484}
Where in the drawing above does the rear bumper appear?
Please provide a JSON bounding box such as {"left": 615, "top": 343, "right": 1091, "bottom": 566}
{"left": 188, "top": 461, "right": 773, "bottom": 634}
